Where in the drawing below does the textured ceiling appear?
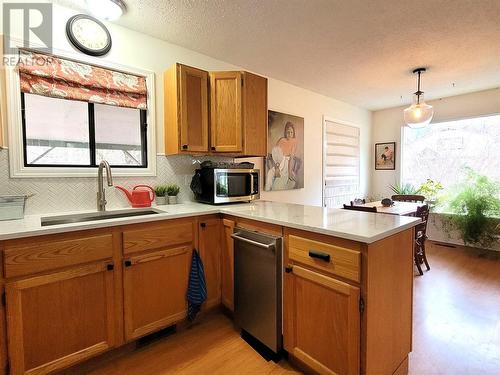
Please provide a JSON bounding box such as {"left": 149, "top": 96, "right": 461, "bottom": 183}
{"left": 53, "top": 0, "right": 500, "bottom": 110}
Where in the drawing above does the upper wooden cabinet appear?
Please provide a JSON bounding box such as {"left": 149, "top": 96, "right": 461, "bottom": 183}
{"left": 210, "top": 71, "right": 267, "bottom": 156}
{"left": 164, "top": 63, "right": 267, "bottom": 157}
{"left": 209, "top": 71, "right": 243, "bottom": 153}
{"left": 164, "top": 63, "right": 209, "bottom": 155}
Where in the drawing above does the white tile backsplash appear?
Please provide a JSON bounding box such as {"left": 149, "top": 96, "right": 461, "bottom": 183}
{"left": 0, "top": 149, "right": 230, "bottom": 215}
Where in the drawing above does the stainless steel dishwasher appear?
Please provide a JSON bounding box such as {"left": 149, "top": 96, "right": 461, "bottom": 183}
{"left": 232, "top": 228, "right": 283, "bottom": 354}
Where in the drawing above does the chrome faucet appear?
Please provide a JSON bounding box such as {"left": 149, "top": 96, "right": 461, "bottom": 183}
{"left": 97, "top": 160, "right": 113, "bottom": 211}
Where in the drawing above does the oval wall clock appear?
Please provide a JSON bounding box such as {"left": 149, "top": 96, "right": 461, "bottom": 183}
{"left": 66, "top": 14, "right": 112, "bottom": 56}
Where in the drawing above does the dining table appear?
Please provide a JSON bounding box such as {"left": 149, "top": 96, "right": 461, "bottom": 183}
{"left": 358, "top": 200, "right": 424, "bottom": 216}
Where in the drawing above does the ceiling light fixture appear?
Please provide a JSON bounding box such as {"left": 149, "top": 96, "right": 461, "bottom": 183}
{"left": 403, "top": 68, "right": 434, "bottom": 128}
{"left": 86, "top": 0, "right": 126, "bottom": 21}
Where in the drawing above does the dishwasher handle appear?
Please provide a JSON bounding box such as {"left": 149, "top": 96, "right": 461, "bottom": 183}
{"left": 231, "top": 233, "right": 275, "bottom": 250}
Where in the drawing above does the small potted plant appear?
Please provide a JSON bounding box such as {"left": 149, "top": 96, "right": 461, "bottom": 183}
{"left": 154, "top": 185, "right": 168, "bottom": 205}
{"left": 167, "top": 184, "right": 180, "bottom": 205}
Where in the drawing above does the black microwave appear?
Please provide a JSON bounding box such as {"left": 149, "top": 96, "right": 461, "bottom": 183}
{"left": 191, "top": 168, "right": 260, "bottom": 204}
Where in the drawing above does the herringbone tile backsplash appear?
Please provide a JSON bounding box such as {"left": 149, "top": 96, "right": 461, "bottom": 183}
{"left": 0, "top": 150, "right": 230, "bottom": 215}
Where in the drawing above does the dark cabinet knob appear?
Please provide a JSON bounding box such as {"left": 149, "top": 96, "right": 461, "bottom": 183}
{"left": 182, "top": 144, "right": 188, "bottom": 150}
{"left": 211, "top": 146, "right": 216, "bottom": 151}
{"left": 106, "top": 263, "right": 114, "bottom": 271}
{"left": 200, "top": 223, "right": 206, "bottom": 228}
{"left": 285, "top": 266, "right": 293, "bottom": 273}
{"left": 124, "top": 260, "right": 132, "bottom": 267}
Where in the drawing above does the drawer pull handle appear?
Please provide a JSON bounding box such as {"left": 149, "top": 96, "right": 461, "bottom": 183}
{"left": 309, "top": 250, "right": 331, "bottom": 262}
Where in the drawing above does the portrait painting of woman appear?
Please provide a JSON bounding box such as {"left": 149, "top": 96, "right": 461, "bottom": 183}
{"left": 265, "top": 110, "right": 304, "bottom": 191}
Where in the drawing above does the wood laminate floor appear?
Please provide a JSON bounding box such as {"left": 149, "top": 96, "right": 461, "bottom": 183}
{"left": 409, "top": 242, "right": 500, "bottom": 375}
{"left": 77, "top": 242, "right": 499, "bottom": 375}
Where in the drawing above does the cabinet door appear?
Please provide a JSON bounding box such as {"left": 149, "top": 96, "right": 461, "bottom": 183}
{"left": 123, "top": 246, "right": 190, "bottom": 341}
{"left": 6, "top": 262, "right": 116, "bottom": 375}
{"left": 0, "top": 290, "right": 6, "bottom": 375}
{"left": 221, "top": 218, "right": 235, "bottom": 311}
{"left": 242, "top": 72, "right": 268, "bottom": 156}
{"left": 198, "top": 218, "right": 222, "bottom": 308}
{"left": 284, "top": 265, "right": 360, "bottom": 375}
{"left": 209, "top": 72, "right": 243, "bottom": 152}
{"left": 179, "top": 65, "right": 209, "bottom": 152}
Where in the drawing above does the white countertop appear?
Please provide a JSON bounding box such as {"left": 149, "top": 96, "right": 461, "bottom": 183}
{"left": 0, "top": 201, "right": 420, "bottom": 243}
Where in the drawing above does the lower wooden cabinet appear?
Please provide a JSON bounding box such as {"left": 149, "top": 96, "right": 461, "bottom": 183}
{"left": 123, "top": 246, "right": 191, "bottom": 341}
{"left": 198, "top": 218, "right": 222, "bottom": 308}
{"left": 5, "top": 261, "right": 116, "bottom": 375}
{"left": 284, "top": 265, "right": 360, "bottom": 375}
{"left": 0, "top": 276, "right": 7, "bottom": 375}
{"left": 221, "top": 218, "right": 235, "bottom": 311}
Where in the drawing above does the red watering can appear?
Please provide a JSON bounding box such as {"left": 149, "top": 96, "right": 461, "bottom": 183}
{"left": 115, "top": 185, "right": 155, "bottom": 208}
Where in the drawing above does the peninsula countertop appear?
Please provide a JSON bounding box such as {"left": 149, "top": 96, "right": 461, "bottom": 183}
{"left": 0, "top": 201, "right": 420, "bottom": 243}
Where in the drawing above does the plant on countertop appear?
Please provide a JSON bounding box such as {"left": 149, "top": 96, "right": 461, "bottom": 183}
{"left": 389, "top": 182, "right": 420, "bottom": 195}
{"left": 166, "top": 184, "right": 180, "bottom": 197}
{"left": 443, "top": 169, "right": 500, "bottom": 248}
{"left": 154, "top": 185, "right": 168, "bottom": 197}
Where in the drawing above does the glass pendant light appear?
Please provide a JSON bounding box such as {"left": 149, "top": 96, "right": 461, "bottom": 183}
{"left": 404, "top": 68, "right": 434, "bottom": 128}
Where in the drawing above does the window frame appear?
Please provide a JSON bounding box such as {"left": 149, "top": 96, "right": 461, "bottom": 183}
{"left": 20, "top": 93, "right": 148, "bottom": 169}
{"left": 5, "top": 44, "right": 157, "bottom": 178}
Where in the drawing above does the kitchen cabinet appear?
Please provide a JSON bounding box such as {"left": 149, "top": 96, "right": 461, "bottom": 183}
{"left": 198, "top": 217, "right": 222, "bottom": 309}
{"left": 0, "top": 253, "right": 7, "bottom": 375}
{"left": 209, "top": 71, "right": 243, "bottom": 153}
{"left": 5, "top": 261, "right": 116, "bottom": 375}
{"left": 283, "top": 228, "right": 414, "bottom": 375}
{"left": 164, "top": 62, "right": 267, "bottom": 157}
{"left": 284, "top": 265, "right": 360, "bottom": 375}
{"left": 210, "top": 71, "right": 267, "bottom": 156}
{"left": 221, "top": 218, "right": 235, "bottom": 311}
{"left": 123, "top": 246, "right": 191, "bottom": 341}
{"left": 164, "top": 63, "right": 209, "bottom": 155}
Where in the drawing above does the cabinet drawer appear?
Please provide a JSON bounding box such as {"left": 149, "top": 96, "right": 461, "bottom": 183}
{"left": 3, "top": 233, "right": 113, "bottom": 279}
{"left": 123, "top": 219, "right": 194, "bottom": 255}
{"left": 288, "top": 235, "right": 360, "bottom": 282}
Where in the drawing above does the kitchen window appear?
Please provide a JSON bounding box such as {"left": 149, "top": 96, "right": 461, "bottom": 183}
{"left": 7, "top": 48, "right": 156, "bottom": 177}
{"left": 22, "top": 93, "right": 147, "bottom": 168}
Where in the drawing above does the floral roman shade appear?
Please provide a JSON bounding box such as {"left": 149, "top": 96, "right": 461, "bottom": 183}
{"left": 17, "top": 50, "right": 147, "bottom": 109}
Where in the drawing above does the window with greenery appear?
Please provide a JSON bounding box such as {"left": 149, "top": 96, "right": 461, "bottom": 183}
{"left": 402, "top": 114, "right": 500, "bottom": 193}
{"left": 22, "top": 93, "right": 147, "bottom": 168}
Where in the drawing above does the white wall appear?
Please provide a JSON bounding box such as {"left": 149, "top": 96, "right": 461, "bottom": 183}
{"left": 371, "top": 88, "right": 500, "bottom": 198}
{"left": 0, "top": 3, "right": 371, "bottom": 212}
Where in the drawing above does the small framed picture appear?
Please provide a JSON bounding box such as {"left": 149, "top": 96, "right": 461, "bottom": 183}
{"left": 375, "top": 142, "right": 396, "bottom": 170}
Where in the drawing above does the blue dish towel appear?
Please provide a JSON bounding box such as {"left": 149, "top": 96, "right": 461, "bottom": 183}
{"left": 186, "top": 249, "right": 207, "bottom": 321}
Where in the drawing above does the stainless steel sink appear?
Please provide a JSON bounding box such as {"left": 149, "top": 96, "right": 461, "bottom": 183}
{"left": 41, "top": 208, "right": 164, "bottom": 227}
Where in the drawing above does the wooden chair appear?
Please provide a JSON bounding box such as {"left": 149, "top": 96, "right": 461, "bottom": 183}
{"left": 414, "top": 204, "right": 430, "bottom": 275}
{"left": 350, "top": 198, "right": 366, "bottom": 206}
{"left": 343, "top": 204, "right": 377, "bottom": 213}
{"left": 391, "top": 194, "right": 425, "bottom": 203}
